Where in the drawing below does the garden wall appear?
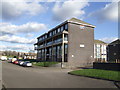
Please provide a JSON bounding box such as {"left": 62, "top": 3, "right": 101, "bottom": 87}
{"left": 93, "top": 62, "right": 120, "bottom": 71}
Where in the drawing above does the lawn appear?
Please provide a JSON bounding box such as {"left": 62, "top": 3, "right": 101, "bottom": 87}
{"left": 68, "top": 69, "right": 120, "bottom": 81}
{"left": 32, "top": 62, "right": 60, "bottom": 67}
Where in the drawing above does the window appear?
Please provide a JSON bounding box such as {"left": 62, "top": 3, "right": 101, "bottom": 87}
{"left": 42, "top": 36, "right": 44, "bottom": 40}
{"left": 80, "top": 44, "right": 85, "bottom": 48}
{"left": 114, "top": 53, "right": 116, "bottom": 55}
{"left": 45, "top": 35, "right": 47, "bottom": 38}
{"left": 58, "top": 28, "right": 60, "bottom": 33}
{"left": 49, "top": 32, "right": 52, "bottom": 37}
{"left": 64, "top": 44, "right": 68, "bottom": 62}
{"left": 113, "top": 44, "right": 116, "bottom": 46}
{"left": 65, "top": 24, "right": 68, "bottom": 30}
{"left": 56, "top": 45, "right": 62, "bottom": 62}
{"left": 53, "top": 31, "right": 55, "bottom": 35}
{"left": 64, "top": 34, "right": 68, "bottom": 41}
{"left": 55, "top": 30, "right": 57, "bottom": 34}
{"left": 61, "top": 26, "right": 64, "bottom": 31}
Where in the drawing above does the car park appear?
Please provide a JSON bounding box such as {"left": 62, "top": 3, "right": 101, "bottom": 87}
{"left": 22, "top": 61, "right": 32, "bottom": 67}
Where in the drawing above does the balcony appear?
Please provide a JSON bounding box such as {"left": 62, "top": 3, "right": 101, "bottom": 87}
{"left": 34, "top": 45, "right": 45, "bottom": 50}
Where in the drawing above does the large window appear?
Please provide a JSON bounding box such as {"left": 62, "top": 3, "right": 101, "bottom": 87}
{"left": 53, "top": 46, "right": 57, "bottom": 61}
{"left": 49, "top": 47, "right": 52, "bottom": 61}
{"left": 64, "top": 44, "right": 68, "bottom": 62}
{"left": 38, "top": 50, "right": 42, "bottom": 60}
{"left": 42, "top": 49, "right": 45, "bottom": 61}
{"left": 57, "top": 45, "right": 62, "bottom": 62}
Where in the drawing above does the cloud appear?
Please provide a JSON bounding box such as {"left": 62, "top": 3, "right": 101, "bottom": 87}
{"left": 0, "top": 35, "right": 37, "bottom": 44}
{"left": 52, "top": 0, "right": 89, "bottom": 21}
{"left": 89, "top": 2, "right": 118, "bottom": 23}
{"left": 99, "top": 37, "right": 118, "bottom": 43}
{"left": 0, "top": 0, "right": 45, "bottom": 20}
{"left": 0, "top": 22, "right": 47, "bottom": 36}
{"left": 26, "top": 33, "right": 34, "bottom": 37}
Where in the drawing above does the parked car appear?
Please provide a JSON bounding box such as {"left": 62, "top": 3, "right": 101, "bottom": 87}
{"left": 8, "top": 59, "right": 12, "bottom": 63}
{"left": 19, "top": 61, "right": 25, "bottom": 66}
{"left": 8, "top": 58, "right": 12, "bottom": 63}
{"left": 13, "top": 60, "right": 19, "bottom": 64}
{"left": 22, "top": 61, "right": 32, "bottom": 67}
{"left": 11, "top": 58, "right": 17, "bottom": 63}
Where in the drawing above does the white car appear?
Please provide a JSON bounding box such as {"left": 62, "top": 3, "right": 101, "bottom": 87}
{"left": 11, "top": 58, "right": 17, "bottom": 63}
{"left": 19, "top": 61, "right": 24, "bottom": 66}
{"left": 22, "top": 61, "right": 32, "bottom": 67}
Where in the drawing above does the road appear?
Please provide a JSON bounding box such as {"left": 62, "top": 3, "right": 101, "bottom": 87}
{"left": 2, "top": 61, "right": 117, "bottom": 88}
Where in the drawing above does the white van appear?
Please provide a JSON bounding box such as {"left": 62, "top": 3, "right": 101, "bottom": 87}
{"left": 1, "top": 56, "right": 7, "bottom": 61}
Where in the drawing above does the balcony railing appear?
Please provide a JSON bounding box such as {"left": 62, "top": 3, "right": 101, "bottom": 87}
{"left": 35, "top": 38, "right": 66, "bottom": 49}
{"left": 54, "top": 38, "right": 62, "bottom": 43}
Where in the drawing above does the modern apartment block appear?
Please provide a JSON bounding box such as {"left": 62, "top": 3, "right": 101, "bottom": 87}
{"left": 107, "top": 39, "right": 120, "bottom": 62}
{"left": 94, "top": 40, "right": 107, "bottom": 62}
{"left": 34, "top": 18, "right": 95, "bottom": 68}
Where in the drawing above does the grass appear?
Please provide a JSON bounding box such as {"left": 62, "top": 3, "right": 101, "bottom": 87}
{"left": 32, "top": 62, "right": 60, "bottom": 67}
{"left": 19, "top": 59, "right": 60, "bottom": 67}
{"left": 69, "top": 69, "right": 120, "bottom": 81}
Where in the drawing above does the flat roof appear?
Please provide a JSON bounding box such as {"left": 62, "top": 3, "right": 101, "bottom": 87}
{"left": 37, "top": 17, "right": 95, "bottom": 39}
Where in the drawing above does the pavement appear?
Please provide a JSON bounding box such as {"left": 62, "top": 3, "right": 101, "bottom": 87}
{"left": 0, "top": 60, "right": 2, "bottom": 90}
{"left": 2, "top": 61, "right": 118, "bottom": 88}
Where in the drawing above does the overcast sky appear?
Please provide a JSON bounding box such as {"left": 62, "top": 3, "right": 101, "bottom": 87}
{"left": 0, "top": 0, "right": 119, "bottom": 52}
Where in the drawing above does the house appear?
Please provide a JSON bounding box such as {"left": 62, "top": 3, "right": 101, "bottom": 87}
{"left": 107, "top": 39, "right": 120, "bottom": 63}
{"left": 34, "top": 18, "right": 95, "bottom": 68}
{"left": 94, "top": 40, "right": 107, "bottom": 62}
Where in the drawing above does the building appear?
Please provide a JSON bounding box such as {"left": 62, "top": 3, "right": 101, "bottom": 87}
{"left": 34, "top": 18, "right": 95, "bottom": 68}
{"left": 107, "top": 39, "right": 120, "bottom": 63}
{"left": 23, "top": 52, "right": 37, "bottom": 59}
{"left": 94, "top": 40, "right": 107, "bottom": 62}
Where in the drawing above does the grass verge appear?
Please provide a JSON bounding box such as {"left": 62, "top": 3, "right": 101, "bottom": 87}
{"left": 68, "top": 69, "right": 120, "bottom": 81}
{"left": 32, "top": 62, "right": 59, "bottom": 67}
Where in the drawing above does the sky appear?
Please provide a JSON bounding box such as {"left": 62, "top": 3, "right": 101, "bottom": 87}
{"left": 0, "top": 0, "right": 119, "bottom": 52}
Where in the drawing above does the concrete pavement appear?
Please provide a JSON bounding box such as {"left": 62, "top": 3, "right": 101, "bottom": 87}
{"left": 2, "top": 61, "right": 117, "bottom": 88}
{"left": 0, "top": 60, "right": 2, "bottom": 89}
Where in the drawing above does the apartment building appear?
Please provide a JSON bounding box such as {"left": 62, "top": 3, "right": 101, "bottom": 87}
{"left": 94, "top": 40, "right": 107, "bottom": 62}
{"left": 34, "top": 18, "right": 95, "bottom": 68}
{"left": 107, "top": 39, "right": 120, "bottom": 62}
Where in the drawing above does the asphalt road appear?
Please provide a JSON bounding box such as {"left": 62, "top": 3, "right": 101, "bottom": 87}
{"left": 2, "top": 61, "right": 117, "bottom": 88}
